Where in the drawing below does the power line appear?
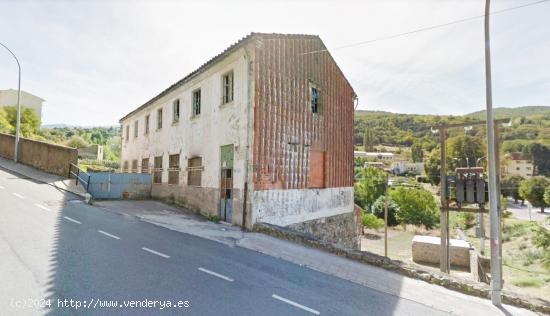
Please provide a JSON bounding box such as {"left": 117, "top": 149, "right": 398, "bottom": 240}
{"left": 304, "top": 0, "right": 550, "bottom": 55}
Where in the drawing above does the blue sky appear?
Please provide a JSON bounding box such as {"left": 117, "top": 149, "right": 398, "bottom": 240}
{"left": 0, "top": 0, "right": 548, "bottom": 125}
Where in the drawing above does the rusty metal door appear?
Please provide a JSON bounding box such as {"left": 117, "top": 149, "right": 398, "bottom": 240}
{"left": 219, "top": 145, "right": 234, "bottom": 223}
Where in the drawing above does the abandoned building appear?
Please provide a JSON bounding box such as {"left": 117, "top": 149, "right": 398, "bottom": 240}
{"left": 120, "top": 33, "right": 357, "bottom": 246}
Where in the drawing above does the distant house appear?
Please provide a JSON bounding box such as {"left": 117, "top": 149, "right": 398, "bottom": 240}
{"left": 391, "top": 161, "right": 424, "bottom": 175}
{"left": 354, "top": 151, "right": 394, "bottom": 162}
{"left": 119, "top": 33, "right": 357, "bottom": 234}
{"left": 0, "top": 89, "right": 45, "bottom": 120}
{"left": 501, "top": 152, "right": 534, "bottom": 178}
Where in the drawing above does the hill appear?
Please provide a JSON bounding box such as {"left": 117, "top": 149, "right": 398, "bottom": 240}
{"left": 465, "top": 106, "right": 550, "bottom": 120}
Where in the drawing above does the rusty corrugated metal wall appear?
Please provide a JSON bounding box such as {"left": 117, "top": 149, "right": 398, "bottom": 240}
{"left": 252, "top": 34, "right": 355, "bottom": 190}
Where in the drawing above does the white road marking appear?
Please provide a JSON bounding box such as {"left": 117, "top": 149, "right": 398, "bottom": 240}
{"left": 63, "top": 216, "right": 82, "bottom": 224}
{"left": 0, "top": 185, "right": 4, "bottom": 189}
{"left": 35, "top": 204, "right": 51, "bottom": 211}
{"left": 271, "top": 294, "right": 320, "bottom": 315}
{"left": 97, "top": 230, "right": 120, "bottom": 240}
{"left": 198, "top": 267, "right": 234, "bottom": 282}
{"left": 141, "top": 247, "right": 170, "bottom": 258}
{"left": 12, "top": 193, "right": 24, "bottom": 199}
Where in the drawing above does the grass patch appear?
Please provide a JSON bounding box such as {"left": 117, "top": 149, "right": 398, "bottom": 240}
{"left": 512, "top": 278, "right": 543, "bottom": 288}
{"left": 206, "top": 215, "right": 221, "bottom": 223}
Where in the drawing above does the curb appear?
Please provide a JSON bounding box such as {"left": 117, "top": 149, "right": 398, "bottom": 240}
{"left": 253, "top": 223, "right": 550, "bottom": 315}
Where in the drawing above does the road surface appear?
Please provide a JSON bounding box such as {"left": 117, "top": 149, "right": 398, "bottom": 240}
{"left": 0, "top": 166, "right": 536, "bottom": 315}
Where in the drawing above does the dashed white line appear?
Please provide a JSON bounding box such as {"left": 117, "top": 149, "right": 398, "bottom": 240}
{"left": 142, "top": 247, "right": 170, "bottom": 258}
{"left": 35, "top": 204, "right": 51, "bottom": 211}
{"left": 12, "top": 193, "right": 24, "bottom": 199}
{"left": 272, "top": 294, "right": 320, "bottom": 315}
{"left": 63, "top": 216, "right": 81, "bottom": 224}
{"left": 97, "top": 230, "right": 120, "bottom": 240}
{"left": 0, "top": 185, "right": 5, "bottom": 189}
{"left": 198, "top": 267, "right": 234, "bottom": 282}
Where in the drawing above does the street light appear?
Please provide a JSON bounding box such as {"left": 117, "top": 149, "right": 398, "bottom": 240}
{"left": 0, "top": 42, "right": 21, "bottom": 163}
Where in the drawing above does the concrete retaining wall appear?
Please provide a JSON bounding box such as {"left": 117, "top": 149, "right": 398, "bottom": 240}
{"left": 411, "top": 235, "right": 472, "bottom": 268}
{"left": 253, "top": 187, "right": 354, "bottom": 226}
{"left": 0, "top": 133, "right": 77, "bottom": 176}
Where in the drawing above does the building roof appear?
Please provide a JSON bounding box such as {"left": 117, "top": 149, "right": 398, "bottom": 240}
{"left": 120, "top": 32, "right": 356, "bottom": 122}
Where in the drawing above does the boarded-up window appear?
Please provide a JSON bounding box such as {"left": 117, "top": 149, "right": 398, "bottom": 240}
{"left": 134, "top": 121, "right": 138, "bottom": 138}
{"left": 187, "top": 157, "right": 203, "bottom": 187}
{"left": 153, "top": 156, "right": 163, "bottom": 184}
{"left": 222, "top": 71, "right": 234, "bottom": 104}
{"left": 141, "top": 158, "right": 149, "bottom": 173}
{"left": 168, "top": 154, "right": 180, "bottom": 185}
{"left": 122, "top": 160, "right": 129, "bottom": 173}
{"left": 125, "top": 125, "right": 129, "bottom": 141}
{"left": 131, "top": 159, "right": 138, "bottom": 173}
{"left": 308, "top": 150, "right": 325, "bottom": 188}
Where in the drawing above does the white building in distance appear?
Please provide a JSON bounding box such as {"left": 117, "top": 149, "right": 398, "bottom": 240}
{"left": 0, "top": 89, "right": 45, "bottom": 119}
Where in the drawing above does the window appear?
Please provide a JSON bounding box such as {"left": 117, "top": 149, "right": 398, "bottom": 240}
{"left": 153, "top": 156, "right": 163, "bottom": 184}
{"left": 222, "top": 71, "right": 234, "bottom": 104}
{"left": 173, "top": 99, "right": 180, "bottom": 123}
{"left": 141, "top": 158, "right": 149, "bottom": 173}
{"left": 168, "top": 154, "right": 180, "bottom": 185}
{"left": 131, "top": 159, "right": 138, "bottom": 173}
{"left": 157, "top": 108, "right": 163, "bottom": 130}
{"left": 134, "top": 121, "right": 138, "bottom": 138}
{"left": 311, "top": 87, "right": 320, "bottom": 114}
{"left": 145, "top": 115, "right": 150, "bottom": 134}
{"left": 125, "top": 125, "right": 129, "bottom": 141}
{"left": 187, "top": 157, "right": 203, "bottom": 187}
{"left": 192, "top": 89, "right": 201, "bottom": 117}
{"left": 122, "top": 160, "right": 129, "bottom": 172}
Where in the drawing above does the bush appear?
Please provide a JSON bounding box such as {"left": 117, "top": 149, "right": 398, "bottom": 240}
{"left": 457, "top": 212, "right": 475, "bottom": 230}
{"left": 371, "top": 195, "right": 399, "bottom": 226}
{"left": 390, "top": 187, "right": 439, "bottom": 229}
{"left": 361, "top": 212, "right": 384, "bottom": 230}
{"left": 533, "top": 226, "right": 550, "bottom": 249}
{"left": 354, "top": 167, "right": 387, "bottom": 211}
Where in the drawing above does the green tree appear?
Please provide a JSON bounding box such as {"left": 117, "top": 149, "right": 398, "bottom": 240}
{"left": 0, "top": 107, "right": 14, "bottom": 133}
{"left": 371, "top": 195, "right": 399, "bottom": 226}
{"left": 544, "top": 186, "right": 550, "bottom": 207}
{"left": 66, "top": 135, "right": 89, "bottom": 149}
{"left": 424, "top": 148, "right": 441, "bottom": 185}
{"left": 390, "top": 187, "right": 439, "bottom": 229}
{"left": 524, "top": 143, "right": 550, "bottom": 176}
{"left": 411, "top": 142, "right": 424, "bottom": 163}
{"left": 354, "top": 167, "right": 387, "bottom": 211}
{"left": 447, "top": 135, "right": 485, "bottom": 169}
{"left": 519, "top": 177, "right": 550, "bottom": 212}
{"left": 3, "top": 106, "right": 40, "bottom": 137}
{"left": 363, "top": 127, "right": 375, "bottom": 152}
{"left": 501, "top": 175, "right": 525, "bottom": 205}
{"left": 361, "top": 212, "right": 384, "bottom": 230}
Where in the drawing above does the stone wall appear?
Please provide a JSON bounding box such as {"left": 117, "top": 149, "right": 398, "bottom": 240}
{"left": 0, "top": 133, "right": 77, "bottom": 176}
{"left": 286, "top": 211, "right": 359, "bottom": 250}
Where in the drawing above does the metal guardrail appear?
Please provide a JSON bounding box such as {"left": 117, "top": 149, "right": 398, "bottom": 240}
{"left": 68, "top": 163, "right": 91, "bottom": 192}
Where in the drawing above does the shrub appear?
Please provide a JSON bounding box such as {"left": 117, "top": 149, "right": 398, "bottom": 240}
{"left": 390, "top": 187, "right": 439, "bottom": 229}
{"left": 533, "top": 226, "right": 550, "bottom": 249}
{"left": 371, "top": 195, "right": 399, "bottom": 226}
{"left": 457, "top": 212, "right": 476, "bottom": 230}
{"left": 354, "top": 167, "right": 387, "bottom": 210}
{"left": 361, "top": 212, "right": 384, "bottom": 230}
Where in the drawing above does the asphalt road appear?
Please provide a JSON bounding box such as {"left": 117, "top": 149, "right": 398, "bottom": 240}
{"left": 0, "top": 166, "right": 453, "bottom": 316}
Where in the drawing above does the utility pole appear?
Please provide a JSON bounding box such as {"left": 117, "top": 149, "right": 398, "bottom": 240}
{"left": 0, "top": 42, "right": 22, "bottom": 163}
{"left": 440, "top": 127, "right": 450, "bottom": 273}
{"left": 484, "top": 0, "right": 502, "bottom": 305}
{"left": 384, "top": 171, "right": 389, "bottom": 257}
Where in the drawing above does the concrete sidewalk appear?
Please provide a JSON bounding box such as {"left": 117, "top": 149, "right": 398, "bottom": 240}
{"left": 94, "top": 200, "right": 537, "bottom": 316}
{"left": 0, "top": 156, "right": 86, "bottom": 198}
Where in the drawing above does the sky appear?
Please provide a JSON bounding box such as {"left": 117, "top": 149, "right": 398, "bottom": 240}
{"left": 0, "top": 0, "right": 548, "bottom": 126}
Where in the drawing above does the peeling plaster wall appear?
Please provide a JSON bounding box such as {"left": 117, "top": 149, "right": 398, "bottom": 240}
{"left": 252, "top": 186, "right": 353, "bottom": 226}
{"left": 120, "top": 48, "right": 249, "bottom": 222}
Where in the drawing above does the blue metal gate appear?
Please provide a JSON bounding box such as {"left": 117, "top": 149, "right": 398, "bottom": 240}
{"left": 87, "top": 172, "right": 152, "bottom": 199}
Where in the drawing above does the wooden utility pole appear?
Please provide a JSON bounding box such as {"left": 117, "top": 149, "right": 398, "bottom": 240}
{"left": 384, "top": 172, "right": 389, "bottom": 257}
